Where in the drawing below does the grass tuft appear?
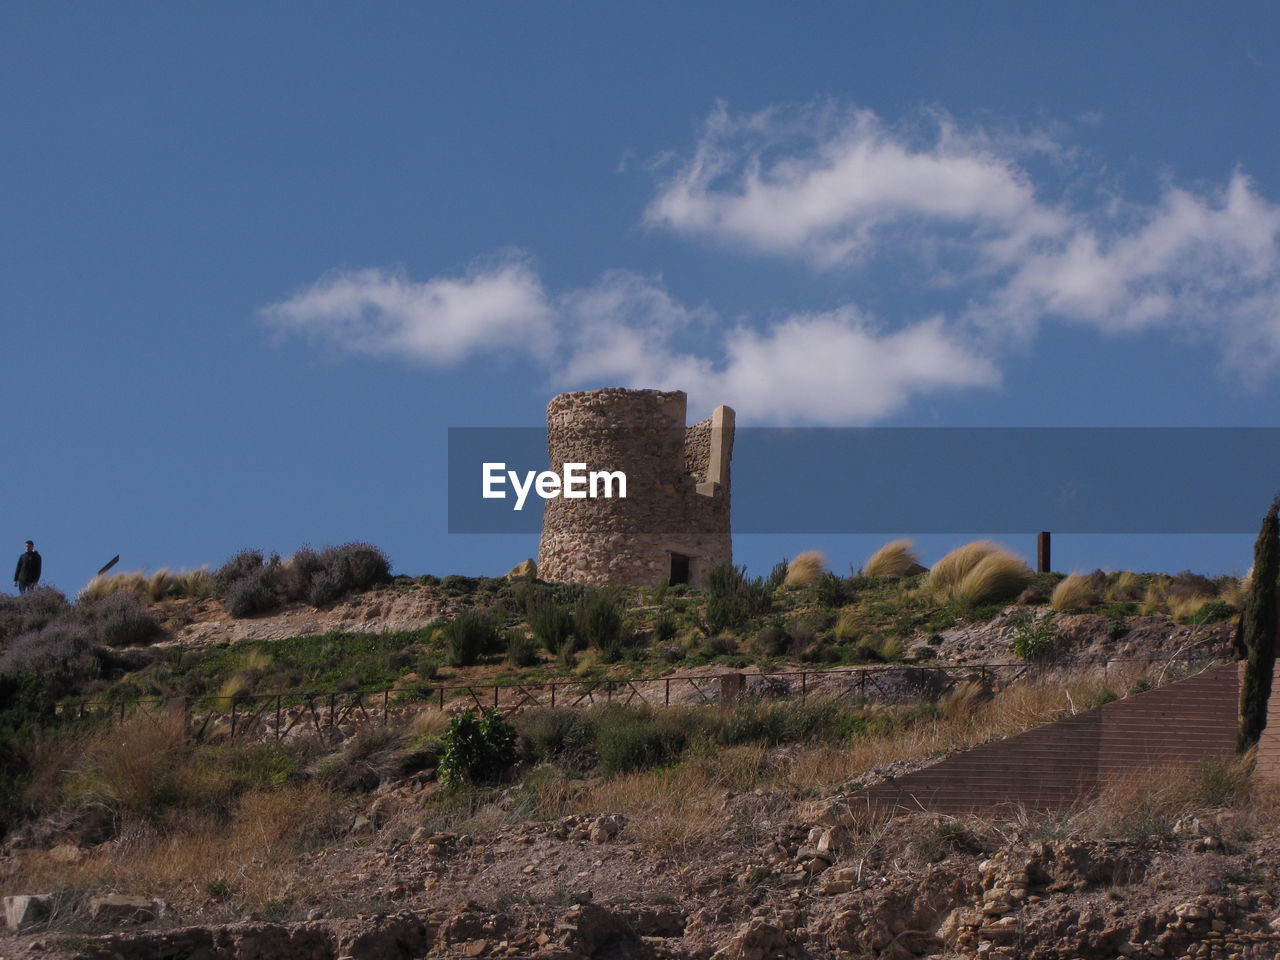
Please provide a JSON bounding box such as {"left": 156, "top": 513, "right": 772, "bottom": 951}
{"left": 783, "top": 551, "right": 825, "bottom": 588}
{"left": 1051, "top": 573, "right": 1096, "bottom": 613}
{"left": 864, "top": 539, "right": 924, "bottom": 578}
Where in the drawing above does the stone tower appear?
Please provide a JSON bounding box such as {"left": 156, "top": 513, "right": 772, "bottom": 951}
{"left": 537, "top": 388, "right": 734, "bottom": 588}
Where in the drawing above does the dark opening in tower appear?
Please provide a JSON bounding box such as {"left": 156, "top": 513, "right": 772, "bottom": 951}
{"left": 669, "top": 552, "right": 691, "bottom": 586}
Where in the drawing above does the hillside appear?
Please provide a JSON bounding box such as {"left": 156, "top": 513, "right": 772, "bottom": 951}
{"left": 0, "top": 544, "right": 1267, "bottom": 959}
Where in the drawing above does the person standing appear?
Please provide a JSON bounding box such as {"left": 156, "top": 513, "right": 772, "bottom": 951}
{"left": 14, "top": 540, "right": 41, "bottom": 594}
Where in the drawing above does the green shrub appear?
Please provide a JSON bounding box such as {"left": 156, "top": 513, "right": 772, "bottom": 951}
{"left": 767, "top": 560, "right": 789, "bottom": 590}
{"left": 528, "top": 595, "right": 576, "bottom": 656}
{"left": 1178, "top": 599, "right": 1236, "bottom": 625}
{"left": 651, "top": 610, "right": 679, "bottom": 643}
{"left": 506, "top": 630, "right": 540, "bottom": 667}
{"left": 814, "top": 572, "right": 848, "bottom": 607}
{"left": 595, "top": 708, "right": 687, "bottom": 775}
{"left": 518, "top": 708, "right": 596, "bottom": 766}
{"left": 443, "top": 611, "right": 497, "bottom": 667}
{"left": 1011, "top": 613, "right": 1056, "bottom": 660}
{"left": 575, "top": 590, "right": 623, "bottom": 653}
{"left": 439, "top": 708, "right": 517, "bottom": 785}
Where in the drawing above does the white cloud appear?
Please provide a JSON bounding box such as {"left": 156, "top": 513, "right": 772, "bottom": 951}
{"left": 262, "top": 258, "right": 555, "bottom": 365}
{"left": 692, "top": 310, "right": 999, "bottom": 424}
{"left": 265, "top": 261, "right": 994, "bottom": 424}
{"left": 645, "top": 102, "right": 1066, "bottom": 267}
{"left": 648, "top": 103, "right": 1280, "bottom": 376}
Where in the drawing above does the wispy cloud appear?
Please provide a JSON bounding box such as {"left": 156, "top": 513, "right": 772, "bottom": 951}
{"left": 265, "top": 100, "right": 1280, "bottom": 423}
{"left": 648, "top": 102, "right": 1280, "bottom": 373}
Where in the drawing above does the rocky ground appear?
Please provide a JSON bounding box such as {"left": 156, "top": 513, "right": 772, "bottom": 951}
{"left": 0, "top": 586, "right": 1254, "bottom": 959}
{"left": 5, "top": 792, "right": 1280, "bottom": 959}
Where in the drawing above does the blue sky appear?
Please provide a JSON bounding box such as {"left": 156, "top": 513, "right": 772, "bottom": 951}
{"left": 5, "top": 3, "right": 1280, "bottom": 592}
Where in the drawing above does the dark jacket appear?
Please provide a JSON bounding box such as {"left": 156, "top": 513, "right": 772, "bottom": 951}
{"left": 14, "top": 551, "right": 41, "bottom": 585}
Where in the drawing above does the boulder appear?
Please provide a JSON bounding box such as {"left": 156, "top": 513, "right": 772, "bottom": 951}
{"left": 505, "top": 559, "right": 537, "bottom": 581}
{"left": 4, "top": 894, "right": 52, "bottom": 931}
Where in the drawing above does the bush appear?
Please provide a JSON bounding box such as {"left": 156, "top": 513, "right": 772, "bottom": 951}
{"left": 518, "top": 708, "right": 596, "bottom": 766}
{"left": 506, "top": 630, "right": 540, "bottom": 667}
{"left": 443, "top": 611, "right": 497, "bottom": 667}
{"left": 595, "top": 708, "right": 686, "bottom": 775}
{"left": 0, "top": 622, "right": 104, "bottom": 699}
{"left": 528, "top": 594, "right": 576, "bottom": 656}
{"left": 575, "top": 590, "right": 623, "bottom": 653}
{"left": 1176, "top": 598, "right": 1237, "bottom": 625}
{"left": 225, "top": 569, "right": 281, "bottom": 618}
{"left": 76, "top": 592, "right": 163, "bottom": 647}
{"left": 1011, "top": 613, "right": 1056, "bottom": 660}
{"left": 865, "top": 539, "right": 924, "bottom": 578}
{"left": 651, "top": 610, "right": 679, "bottom": 643}
{"left": 767, "top": 560, "right": 789, "bottom": 589}
{"left": 814, "top": 572, "right": 848, "bottom": 607}
{"left": 214, "top": 550, "right": 266, "bottom": 593}
{"left": 439, "top": 708, "right": 517, "bottom": 785}
{"left": 0, "top": 587, "right": 71, "bottom": 642}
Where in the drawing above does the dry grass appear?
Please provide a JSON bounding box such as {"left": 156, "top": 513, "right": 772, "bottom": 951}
{"left": 1140, "top": 583, "right": 1167, "bottom": 615}
{"left": 7, "top": 783, "right": 344, "bottom": 909}
{"left": 864, "top": 540, "right": 923, "bottom": 578}
{"left": 80, "top": 568, "right": 212, "bottom": 604}
{"left": 926, "top": 541, "right": 1032, "bottom": 606}
{"left": 1169, "top": 594, "right": 1216, "bottom": 622}
{"left": 1051, "top": 573, "right": 1096, "bottom": 613}
{"left": 1104, "top": 571, "right": 1144, "bottom": 603}
{"left": 409, "top": 708, "right": 451, "bottom": 740}
{"left": 783, "top": 551, "right": 825, "bottom": 588}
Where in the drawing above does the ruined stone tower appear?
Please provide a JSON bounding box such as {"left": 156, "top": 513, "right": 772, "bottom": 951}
{"left": 537, "top": 388, "right": 734, "bottom": 588}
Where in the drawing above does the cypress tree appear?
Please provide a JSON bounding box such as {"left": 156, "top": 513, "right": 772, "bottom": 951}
{"left": 1238, "top": 495, "right": 1280, "bottom": 751}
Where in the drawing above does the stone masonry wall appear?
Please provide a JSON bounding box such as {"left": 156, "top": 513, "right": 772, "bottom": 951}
{"left": 537, "top": 388, "right": 733, "bottom": 588}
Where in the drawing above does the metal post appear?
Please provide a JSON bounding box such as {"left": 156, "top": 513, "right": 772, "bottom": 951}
{"left": 383, "top": 689, "right": 389, "bottom": 725}
{"left": 665, "top": 678, "right": 670, "bottom": 707}
{"left": 550, "top": 682, "right": 556, "bottom": 708}
{"left": 438, "top": 686, "right": 445, "bottom": 710}
{"left": 1037, "top": 532, "right": 1051, "bottom": 574}
{"left": 801, "top": 672, "right": 807, "bottom": 703}
{"left": 493, "top": 685, "right": 499, "bottom": 709}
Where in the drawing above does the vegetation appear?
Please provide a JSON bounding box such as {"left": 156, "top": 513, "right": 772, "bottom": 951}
{"left": 1239, "top": 496, "right": 1280, "bottom": 750}
{"left": 1051, "top": 573, "right": 1095, "bottom": 612}
{"left": 783, "top": 550, "right": 825, "bottom": 587}
{"left": 864, "top": 539, "right": 923, "bottom": 578}
{"left": 926, "top": 541, "right": 1032, "bottom": 606}
{"left": 439, "top": 708, "right": 518, "bottom": 785}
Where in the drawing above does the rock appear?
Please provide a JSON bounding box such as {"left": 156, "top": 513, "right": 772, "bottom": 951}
{"left": 4, "top": 894, "right": 52, "bottom": 931}
{"left": 712, "top": 919, "right": 790, "bottom": 960}
{"left": 88, "top": 895, "right": 163, "bottom": 926}
{"left": 505, "top": 559, "right": 537, "bottom": 581}
{"left": 588, "top": 815, "right": 624, "bottom": 843}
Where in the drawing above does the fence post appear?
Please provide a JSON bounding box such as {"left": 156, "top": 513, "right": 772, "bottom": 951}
{"left": 665, "top": 678, "right": 670, "bottom": 707}
{"left": 493, "top": 685, "right": 499, "bottom": 709}
{"left": 438, "top": 686, "right": 444, "bottom": 710}
{"left": 276, "top": 695, "right": 283, "bottom": 740}
{"left": 383, "top": 689, "right": 389, "bottom": 725}
{"left": 801, "top": 672, "right": 808, "bottom": 703}
{"left": 550, "top": 682, "right": 556, "bottom": 708}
